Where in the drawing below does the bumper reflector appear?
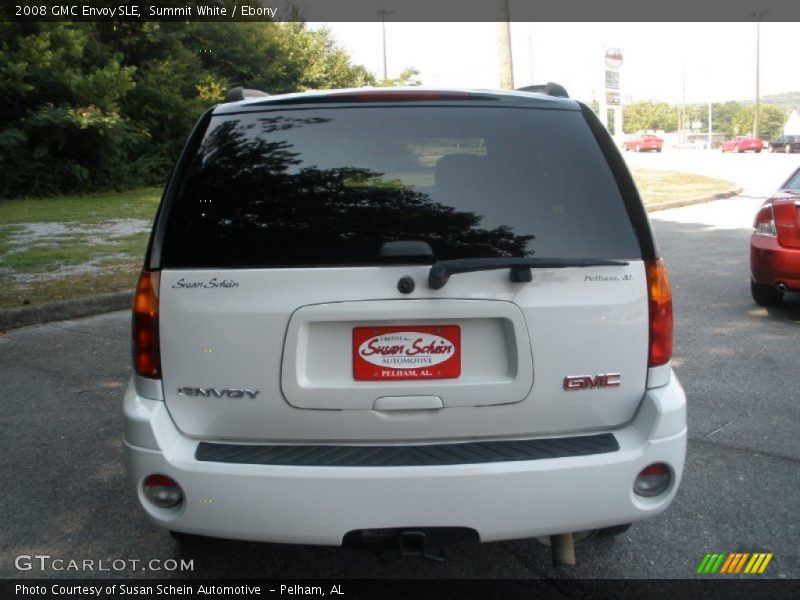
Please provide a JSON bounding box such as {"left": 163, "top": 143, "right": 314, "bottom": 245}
{"left": 143, "top": 474, "right": 184, "bottom": 509}
{"left": 634, "top": 463, "right": 671, "bottom": 497}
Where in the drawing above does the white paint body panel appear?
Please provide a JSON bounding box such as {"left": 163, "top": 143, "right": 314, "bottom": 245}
{"left": 124, "top": 371, "right": 687, "bottom": 544}
{"left": 158, "top": 263, "right": 648, "bottom": 441}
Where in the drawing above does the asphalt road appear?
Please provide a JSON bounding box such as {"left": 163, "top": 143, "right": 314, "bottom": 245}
{"left": 1, "top": 184, "right": 799, "bottom": 581}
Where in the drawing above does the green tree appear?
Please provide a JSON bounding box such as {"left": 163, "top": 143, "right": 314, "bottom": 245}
{"left": 0, "top": 22, "right": 143, "bottom": 195}
{"left": 698, "top": 101, "right": 785, "bottom": 139}
{"left": 378, "top": 67, "right": 422, "bottom": 87}
{"left": 280, "top": 24, "right": 376, "bottom": 90}
{"left": 731, "top": 104, "right": 785, "bottom": 139}
{"left": 0, "top": 16, "right": 379, "bottom": 197}
{"left": 709, "top": 101, "right": 742, "bottom": 138}
{"left": 622, "top": 101, "right": 679, "bottom": 133}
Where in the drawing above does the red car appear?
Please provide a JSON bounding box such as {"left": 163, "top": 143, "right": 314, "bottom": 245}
{"left": 722, "top": 136, "right": 763, "bottom": 153}
{"left": 622, "top": 133, "right": 663, "bottom": 152}
{"left": 750, "top": 166, "right": 800, "bottom": 305}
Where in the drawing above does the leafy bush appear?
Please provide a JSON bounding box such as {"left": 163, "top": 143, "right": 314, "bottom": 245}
{"left": 0, "top": 17, "right": 376, "bottom": 198}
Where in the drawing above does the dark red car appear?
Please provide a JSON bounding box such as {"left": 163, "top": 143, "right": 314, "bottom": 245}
{"left": 722, "top": 136, "right": 763, "bottom": 153}
{"left": 750, "top": 166, "right": 800, "bottom": 305}
{"left": 622, "top": 133, "right": 663, "bottom": 152}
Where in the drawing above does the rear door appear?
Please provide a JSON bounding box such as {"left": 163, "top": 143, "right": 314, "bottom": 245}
{"left": 155, "top": 100, "right": 649, "bottom": 442}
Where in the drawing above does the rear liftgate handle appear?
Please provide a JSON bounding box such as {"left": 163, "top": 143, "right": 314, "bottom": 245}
{"left": 373, "top": 396, "right": 444, "bottom": 411}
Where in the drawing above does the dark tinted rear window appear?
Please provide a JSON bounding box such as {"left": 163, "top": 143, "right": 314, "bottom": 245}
{"left": 784, "top": 169, "right": 800, "bottom": 191}
{"left": 160, "top": 106, "right": 640, "bottom": 268}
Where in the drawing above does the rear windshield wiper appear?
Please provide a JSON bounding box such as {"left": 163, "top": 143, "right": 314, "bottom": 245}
{"left": 428, "top": 257, "right": 629, "bottom": 289}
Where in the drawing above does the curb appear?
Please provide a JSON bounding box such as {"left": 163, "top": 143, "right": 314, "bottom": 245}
{"left": 644, "top": 187, "right": 742, "bottom": 212}
{"left": 0, "top": 188, "right": 744, "bottom": 333}
{"left": 0, "top": 290, "right": 133, "bottom": 333}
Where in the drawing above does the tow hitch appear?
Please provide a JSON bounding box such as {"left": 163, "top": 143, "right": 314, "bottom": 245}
{"left": 385, "top": 530, "right": 445, "bottom": 562}
{"left": 343, "top": 527, "right": 477, "bottom": 562}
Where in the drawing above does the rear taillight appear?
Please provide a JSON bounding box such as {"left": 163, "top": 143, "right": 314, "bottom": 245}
{"left": 132, "top": 270, "right": 161, "bottom": 379}
{"left": 753, "top": 204, "right": 776, "bottom": 236}
{"left": 771, "top": 201, "right": 800, "bottom": 249}
{"left": 645, "top": 259, "right": 673, "bottom": 367}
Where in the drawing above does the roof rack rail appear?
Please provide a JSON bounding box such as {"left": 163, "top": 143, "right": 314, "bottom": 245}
{"left": 516, "top": 82, "right": 569, "bottom": 98}
{"left": 223, "top": 87, "right": 269, "bottom": 103}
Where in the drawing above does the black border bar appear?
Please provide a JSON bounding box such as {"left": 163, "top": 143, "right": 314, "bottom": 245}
{"left": 3, "top": 578, "right": 799, "bottom": 600}
{"left": 5, "top": 0, "right": 800, "bottom": 22}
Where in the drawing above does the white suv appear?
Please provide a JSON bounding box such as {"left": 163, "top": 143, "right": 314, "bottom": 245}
{"left": 124, "top": 86, "right": 686, "bottom": 561}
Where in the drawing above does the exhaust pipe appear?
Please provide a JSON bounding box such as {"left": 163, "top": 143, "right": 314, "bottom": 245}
{"left": 550, "top": 533, "right": 576, "bottom": 566}
{"left": 777, "top": 283, "right": 787, "bottom": 293}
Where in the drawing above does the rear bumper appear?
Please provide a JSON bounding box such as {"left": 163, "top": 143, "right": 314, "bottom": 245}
{"left": 751, "top": 235, "right": 800, "bottom": 290}
{"left": 123, "top": 374, "right": 687, "bottom": 545}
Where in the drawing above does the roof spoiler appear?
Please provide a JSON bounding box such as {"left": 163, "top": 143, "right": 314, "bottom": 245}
{"left": 223, "top": 87, "right": 269, "bottom": 103}
{"left": 516, "top": 82, "right": 569, "bottom": 98}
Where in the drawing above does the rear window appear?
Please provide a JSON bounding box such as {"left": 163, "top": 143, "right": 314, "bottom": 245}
{"left": 784, "top": 169, "right": 800, "bottom": 191}
{"left": 160, "top": 106, "right": 640, "bottom": 268}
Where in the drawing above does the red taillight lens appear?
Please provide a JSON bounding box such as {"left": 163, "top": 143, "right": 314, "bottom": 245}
{"left": 143, "top": 474, "right": 176, "bottom": 488}
{"left": 330, "top": 90, "right": 472, "bottom": 102}
{"left": 132, "top": 270, "right": 161, "bottom": 379}
{"left": 645, "top": 259, "right": 673, "bottom": 367}
{"left": 772, "top": 201, "right": 800, "bottom": 248}
{"left": 753, "top": 204, "right": 776, "bottom": 236}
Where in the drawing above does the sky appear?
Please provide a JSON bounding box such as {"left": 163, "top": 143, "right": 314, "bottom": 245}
{"left": 316, "top": 22, "right": 800, "bottom": 106}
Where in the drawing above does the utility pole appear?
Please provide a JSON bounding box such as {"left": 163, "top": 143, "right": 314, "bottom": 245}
{"left": 527, "top": 22, "right": 534, "bottom": 85}
{"left": 497, "top": 0, "right": 514, "bottom": 90}
{"left": 708, "top": 101, "right": 713, "bottom": 149}
{"left": 378, "top": 9, "right": 395, "bottom": 82}
{"left": 680, "top": 62, "right": 687, "bottom": 138}
{"left": 752, "top": 10, "right": 767, "bottom": 139}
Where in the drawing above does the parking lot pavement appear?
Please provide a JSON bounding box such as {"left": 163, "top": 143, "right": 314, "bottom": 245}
{"left": 0, "top": 195, "right": 798, "bottom": 580}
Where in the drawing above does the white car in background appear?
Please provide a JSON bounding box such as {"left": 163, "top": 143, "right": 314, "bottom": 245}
{"left": 674, "top": 140, "right": 709, "bottom": 149}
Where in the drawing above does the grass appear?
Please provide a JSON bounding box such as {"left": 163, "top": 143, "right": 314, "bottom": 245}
{"left": 0, "top": 172, "right": 736, "bottom": 310}
{"left": 0, "top": 187, "right": 161, "bottom": 224}
{"left": 0, "top": 225, "right": 20, "bottom": 255}
{"left": 0, "top": 188, "right": 159, "bottom": 309}
{"left": 631, "top": 169, "right": 737, "bottom": 206}
{"left": 0, "top": 231, "right": 150, "bottom": 273}
{"left": 0, "top": 268, "right": 141, "bottom": 308}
